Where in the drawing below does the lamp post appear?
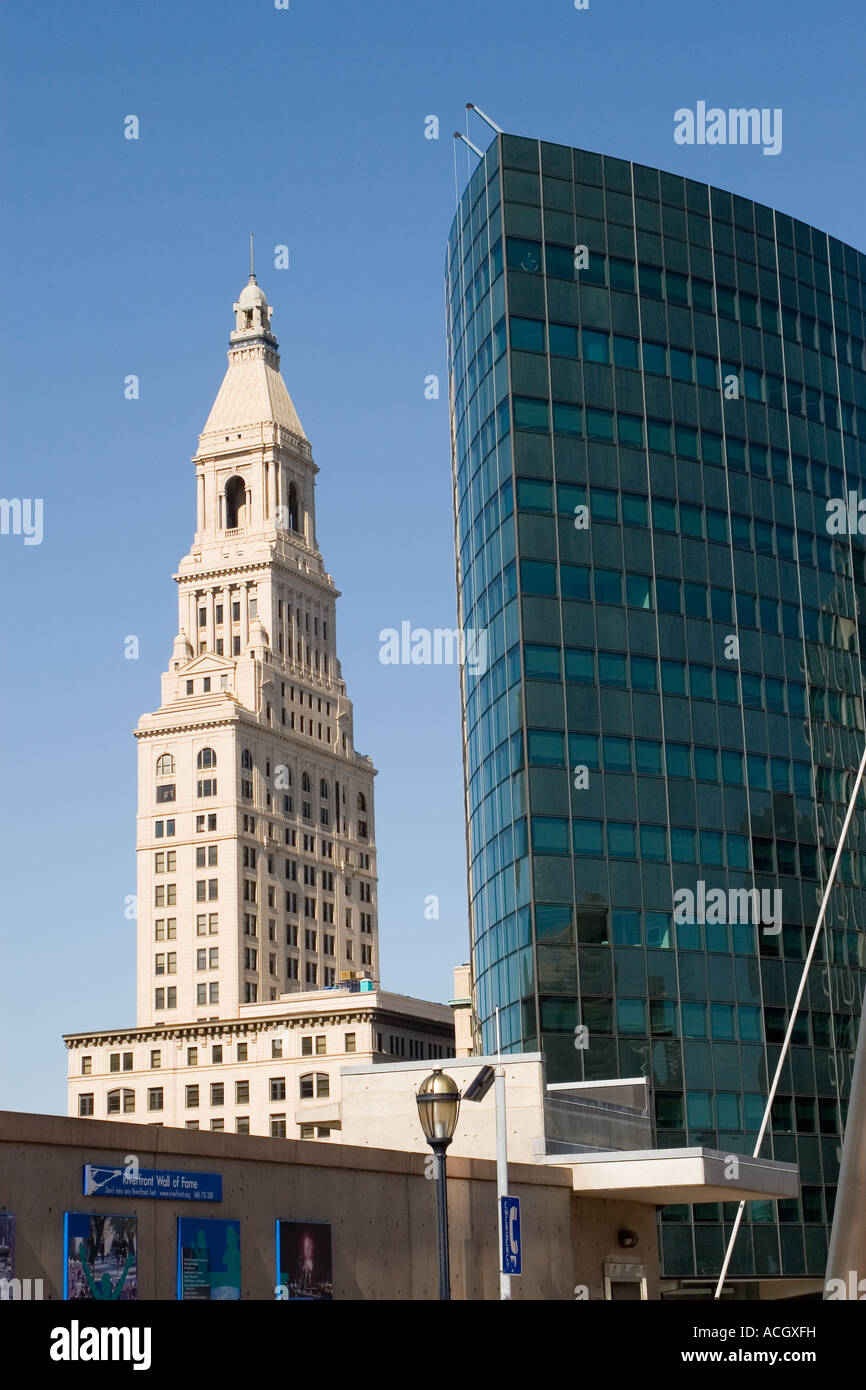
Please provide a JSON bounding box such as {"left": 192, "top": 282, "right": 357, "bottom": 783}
{"left": 416, "top": 1068, "right": 461, "bottom": 1300}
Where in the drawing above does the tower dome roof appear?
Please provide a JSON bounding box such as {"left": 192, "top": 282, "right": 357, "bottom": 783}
{"left": 237, "top": 275, "right": 268, "bottom": 308}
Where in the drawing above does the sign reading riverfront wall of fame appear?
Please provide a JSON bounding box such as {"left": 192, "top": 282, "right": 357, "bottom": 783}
{"left": 83, "top": 1164, "right": 222, "bottom": 1202}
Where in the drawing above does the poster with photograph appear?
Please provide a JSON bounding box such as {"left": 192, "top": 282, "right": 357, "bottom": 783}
{"left": 177, "top": 1217, "right": 241, "bottom": 1300}
{"left": 63, "top": 1213, "right": 137, "bottom": 1301}
{"left": 276, "top": 1220, "right": 333, "bottom": 1300}
{"left": 0, "top": 1213, "right": 15, "bottom": 1281}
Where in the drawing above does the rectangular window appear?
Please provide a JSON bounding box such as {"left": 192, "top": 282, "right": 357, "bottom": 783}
{"left": 607, "top": 822, "right": 636, "bottom": 857}
{"left": 602, "top": 736, "right": 632, "bottom": 772}
{"left": 598, "top": 652, "right": 627, "bottom": 686}
{"left": 508, "top": 316, "right": 545, "bottom": 351}
{"left": 634, "top": 740, "right": 662, "bottom": 775}
{"left": 647, "top": 419, "right": 671, "bottom": 453}
{"left": 513, "top": 397, "right": 549, "bottom": 432}
{"left": 581, "top": 328, "right": 609, "bottom": 363}
{"left": 638, "top": 264, "right": 663, "bottom": 298}
{"left": 642, "top": 342, "right": 666, "bottom": 375}
{"left": 617, "top": 414, "right": 643, "bottom": 448}
{"left": 548, "top": 323, "right": 579, "bottom": 357}
{"left": 585, "top": 408, "right": 613, "bottom": 441}
{"left": 593, "top": 569, "right": 622, "bottom": 604}
{"left": 608, "top": 257, "right": 635, "bottom": 292}
{"left": 661, "top": 661, "right": 686, "bottom": 695}
{"left": 670, "top": 828, "right": 696, "bottom": 863}
{"left": 552, "top": 403, "right": 583, "bottom": 437}
{"left": 695, "top": 355, "right": 717, "bottom": 388}
{"left": 572, "top": 820, "right": 603, "bottom": 855}
{"left": 640, "top": 824, "right": 667, "bottom": 861}
{"left": 669, "top": 348, "right": 693, "bottom": 382}
{"left": 612, "top": 335, "right": 639, "bottom": 369}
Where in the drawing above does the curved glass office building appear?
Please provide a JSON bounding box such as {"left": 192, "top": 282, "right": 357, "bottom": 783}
{"left": 445, "top": 132, "right": 866, "bottom": 1285}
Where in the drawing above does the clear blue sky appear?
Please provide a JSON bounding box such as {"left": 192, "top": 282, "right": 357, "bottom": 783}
{"left": 0, "top": 0, "right": 863, "bottom": 1114}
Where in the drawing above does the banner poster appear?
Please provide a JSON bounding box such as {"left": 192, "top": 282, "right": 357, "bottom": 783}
{"left": 0, "top": 1213, "right": 14, "bottom": 1280}
{"left": 276, "top": 1220, "right": 333, "bottom": 1300}
{"left": 177, "top": 1217, "right": 241, "bottom": 1300}
{"left": 63, "top": 1213, "right": 138, "bottom": 1301}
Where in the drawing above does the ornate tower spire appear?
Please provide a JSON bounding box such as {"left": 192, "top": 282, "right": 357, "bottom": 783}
{"left": 132, "top": 274, "right": 379, "bottom": 1028}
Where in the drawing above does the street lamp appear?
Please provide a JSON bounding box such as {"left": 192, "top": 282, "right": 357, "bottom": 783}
{"left": 416, "top": 1068, "right": 461, "bottom": 1300}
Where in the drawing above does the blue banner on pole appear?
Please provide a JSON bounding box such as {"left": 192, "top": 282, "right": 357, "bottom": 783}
{"left": 500, "top": 1195, "right": 522, "bottom": 1276}
{"left": 83, "top": 1165, "right": 222, "bottom": 1203}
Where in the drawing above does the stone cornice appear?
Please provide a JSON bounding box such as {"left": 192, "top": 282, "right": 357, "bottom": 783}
{"left": 135, "top": 703, "right": 379, "bottom": 780}
{"left": 173, "top": 556, "right": 337, "bottom": 599}
{"left": 195, "top": 425, "right": 313, "bottom": 465}
{"left": 134, "top": 715, "right": 240, "bottom": 740}
{"left": 63, "top": 1003, "right": 453, "bottom": 1048}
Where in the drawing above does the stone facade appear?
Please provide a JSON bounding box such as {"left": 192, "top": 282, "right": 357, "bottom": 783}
{"left": 65, "top": 275, "right": 454, "bottom": 1138}
{"left": 66, "top": 988, "right": 454, "bottom": 1137}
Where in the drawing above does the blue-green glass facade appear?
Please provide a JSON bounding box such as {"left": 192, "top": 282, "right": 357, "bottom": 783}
{"left": 445, "top": 133, "right": 866, "bottom": 1283}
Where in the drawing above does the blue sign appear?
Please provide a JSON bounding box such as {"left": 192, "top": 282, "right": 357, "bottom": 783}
{"left": 500, "top": 1195, "right": 522, "bottom": 1276}
{"left": 83, "top": 1165, "right": 222, "bottom": 1203}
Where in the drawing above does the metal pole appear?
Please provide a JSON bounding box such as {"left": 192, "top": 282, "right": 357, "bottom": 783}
{"left": 495, "top": 1067, "right": 511, "bottom": 1300}
{"left": 713, "top": 736, "right": 866, "bottom": 1298}
{"left": 825, "top": 975, "right": 866, "bottom": 1294}
{"left": 433, "top": 1141, "right": 451, "bottom": 1300}
{"left": 495, "top": 1006, "right": 512, "bottom": 1300}
{"left": 466, "top": 102, "right": 503, "bottom": 134}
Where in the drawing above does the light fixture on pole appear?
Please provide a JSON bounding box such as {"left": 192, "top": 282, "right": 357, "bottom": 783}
{"left": 416, "top": 1068, "right": 461, "bottom": 1300}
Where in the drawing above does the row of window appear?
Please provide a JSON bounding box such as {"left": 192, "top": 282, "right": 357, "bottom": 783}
{"left": 533, "top": 816, "right": 754, "bottom": 866}
{"left": 529, "top": 815, "right": 854, "bottom": 883}
{"left": 506, "top": 376, "right": 865, "bottom": 462}
{"left": 77, "top": 1094, "right": 334, "bottom": 1139}
{"left": 504, "top": 238, "right": 864, "bottom": 357}
{"left": 497, "top": 320, "right": 866, "bottom": 441}
{"left": 79, "top": 1072, "right": 331, "bottom": 1116}
{"left": 543, "top": 906, "right": 863, "bottom": 966}
{"left": 653, "top": 1091, "right": 839, "bottom": 1138}
{"left": 156, "top": 781, "right": 216, "bottom": 802}
{"left": 521, "top": 644, "right": 813, "bottom": 721}
{"left": 154, "top": 845, "right": 215, "bottom": 867}
{"left": 155, "top": 753, "right": 368, "bottom": 821}
{"left": 516, "top": 477, "right": 856, "bottom": 576}
{"left": 540, "top": 994, "right": 849, "bottom": 1055}
{"left": 526, "top": 728, "right": 814, "bottom": 798}
{"left": 518, "top": 559, "right": 855, "bottom": 651}
{"left": 467, "top": 641, "right": 853, "bottom": 772}
{"left": 454, "top": 147, "right": 857, "bottom": 288}
{"left": 87, "top": 1034, "right": 357, "bottom": 1075}
{"left": 508, "top": 307, "right": 861, "bottom": 378}
{"left": 475, "top": 903, "right": 827, "bottom": 961}
{"left": 460, "top": 418, "right": 866, "bottom": 570}
{"left": 153, "top": 951, "right": 374, "bottom": 1010}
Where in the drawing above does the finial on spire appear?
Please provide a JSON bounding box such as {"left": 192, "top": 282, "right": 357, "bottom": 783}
{"left": 249, "top": 233, "right": 256, "bottom": 282}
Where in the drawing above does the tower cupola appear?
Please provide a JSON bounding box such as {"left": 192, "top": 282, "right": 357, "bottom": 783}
{"left": 231, "top": 274, "right": 275, "bottom": 344}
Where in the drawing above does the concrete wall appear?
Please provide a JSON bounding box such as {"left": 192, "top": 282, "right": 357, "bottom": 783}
{"left": 340, "top": 1056, "right": 654, "bottom": 1161}
{"left": 0, "top": 1110, "right": 658, "bottom": 1300}
{"left": 341, "top": 1056, "right": 549, "bottom": 1162}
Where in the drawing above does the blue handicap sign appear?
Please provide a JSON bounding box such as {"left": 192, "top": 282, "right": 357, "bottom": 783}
{"left": 500, "top": 1195, "right": 522, "bottom": 1276}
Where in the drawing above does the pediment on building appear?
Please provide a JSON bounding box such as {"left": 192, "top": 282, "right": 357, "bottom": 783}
{"left": 179, "top": 653, "right": 237, "bottom": 676}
